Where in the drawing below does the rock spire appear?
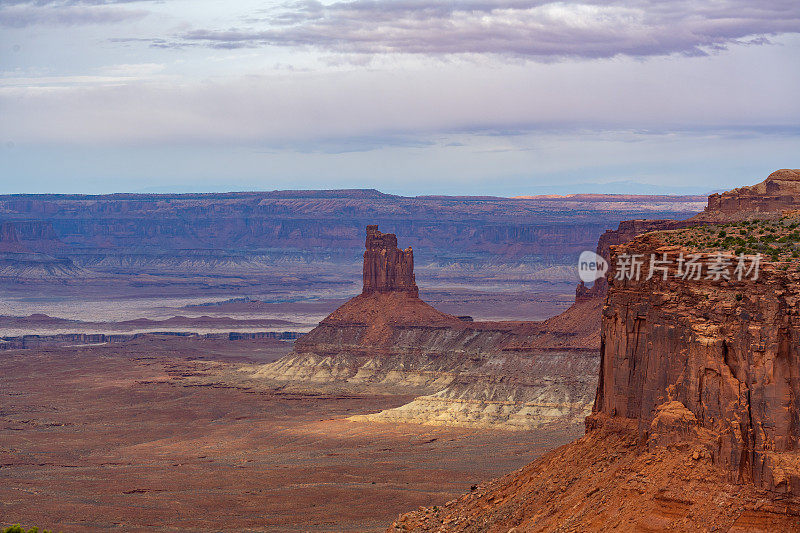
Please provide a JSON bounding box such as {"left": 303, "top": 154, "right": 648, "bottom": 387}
{"left": 362, "top": 225, "right": 418, "bottom": 297}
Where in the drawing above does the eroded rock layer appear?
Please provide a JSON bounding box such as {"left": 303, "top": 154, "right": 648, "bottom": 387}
{"left": 252, "top": 290, "right": 601, "bottom": 429}
{"left": 391, "top": 170, "right": 800, "bottom": 531}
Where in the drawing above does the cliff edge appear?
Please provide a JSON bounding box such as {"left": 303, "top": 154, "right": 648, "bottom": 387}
{"left": 594, "top": 222, "right": 800, "bottom": 495}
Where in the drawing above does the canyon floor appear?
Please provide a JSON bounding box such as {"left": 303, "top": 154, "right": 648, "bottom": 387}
{"left": 0, "top": 336, "right": 582, "bottom": 532}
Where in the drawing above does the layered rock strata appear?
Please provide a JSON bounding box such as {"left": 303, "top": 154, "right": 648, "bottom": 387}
{"left": 391, "top": 170, "right": 800, "bottom": 531}
{"left": 252, "top": 227, "right": 600, "bottom": 429}
{"left": 0, "top": 190, "right": 702, "bottom": 287}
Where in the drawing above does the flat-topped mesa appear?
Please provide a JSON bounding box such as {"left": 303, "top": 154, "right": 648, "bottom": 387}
{"left": 703, "top": 168, "right": 800, "bottom": 218}
{"left": 362, "top": 225, "right": 418, "bottom": 297}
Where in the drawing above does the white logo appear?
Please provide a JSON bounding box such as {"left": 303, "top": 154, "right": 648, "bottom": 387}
{"left": 578, "top": 251, "right": 608, "bottom": 283}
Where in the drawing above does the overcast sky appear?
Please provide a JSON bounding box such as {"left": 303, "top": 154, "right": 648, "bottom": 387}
{"left": 1, "top": 0, "right": 799, "bottom": 195}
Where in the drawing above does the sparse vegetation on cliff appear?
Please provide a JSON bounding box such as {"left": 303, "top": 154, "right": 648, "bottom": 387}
{"left": 662, "top": 214, "right": 800, "bottom": 261}
{"left": 3, "top": 525, "right": 54, "bottom": 533}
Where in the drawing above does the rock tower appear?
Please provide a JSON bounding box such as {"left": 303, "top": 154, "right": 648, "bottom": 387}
{"left": 362, "top": 225, "right": 418, "bottom": 297}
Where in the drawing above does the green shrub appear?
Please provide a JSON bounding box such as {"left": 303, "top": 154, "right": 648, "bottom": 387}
{"left": 3, "top": 526, "right": 54, "bottom": 533}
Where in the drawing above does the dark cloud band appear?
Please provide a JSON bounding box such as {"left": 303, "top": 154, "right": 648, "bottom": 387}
{"left": 180, "top": 0, "right": 800, "bottom": 59}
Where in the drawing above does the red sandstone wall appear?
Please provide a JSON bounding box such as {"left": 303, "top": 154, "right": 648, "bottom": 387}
{"left": 595, "top": 233, "right": 800, "bottom": 495}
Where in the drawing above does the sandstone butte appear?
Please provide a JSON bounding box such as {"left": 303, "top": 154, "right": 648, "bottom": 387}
{"left": 250, "top": 224, "right": 603, "bottom": 430}
{"left": 390, "top": 169, "right": 800, "bottom": 532}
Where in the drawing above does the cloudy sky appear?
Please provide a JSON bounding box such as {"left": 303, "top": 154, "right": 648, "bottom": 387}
{"left": 1, "top": 0, "right": 799, "bottom": 195}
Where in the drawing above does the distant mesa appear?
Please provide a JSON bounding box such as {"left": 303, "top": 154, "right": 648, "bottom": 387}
{"left": 0, "top": 187, "right": 703, "bottom": 291}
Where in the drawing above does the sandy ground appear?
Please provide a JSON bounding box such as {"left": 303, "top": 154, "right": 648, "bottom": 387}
{"left": 0, "top": 338, "right": 581, "bottom": 532}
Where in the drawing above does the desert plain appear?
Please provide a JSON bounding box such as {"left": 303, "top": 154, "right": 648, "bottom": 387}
{"left": 0, "top": 334, "right": 580, "bottom": 532}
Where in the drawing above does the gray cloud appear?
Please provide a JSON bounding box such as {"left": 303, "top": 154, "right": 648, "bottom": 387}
{"left": 3, "top": 43, "right": 798, "bottom": 146}
{"left": 0, "top": 1, "right": 150, "bottom": 28}
{"left": 179, "top": 0, "right": 800, "bottom": 59}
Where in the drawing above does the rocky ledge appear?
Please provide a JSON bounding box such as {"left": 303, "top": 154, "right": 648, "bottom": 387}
{"left": 701, "top": 168, "right": 800, "bottom": 220}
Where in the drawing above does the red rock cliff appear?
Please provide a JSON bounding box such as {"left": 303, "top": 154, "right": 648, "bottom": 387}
{"left": 362, "top": 225, "right": 419, "bottom": 297}
{"left": 594, "top": 232, "right": 800, "bottom": 495}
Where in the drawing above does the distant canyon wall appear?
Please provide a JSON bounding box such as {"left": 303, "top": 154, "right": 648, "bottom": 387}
{"left": 0, "top": 190, "right": 702, "bottom": 282}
